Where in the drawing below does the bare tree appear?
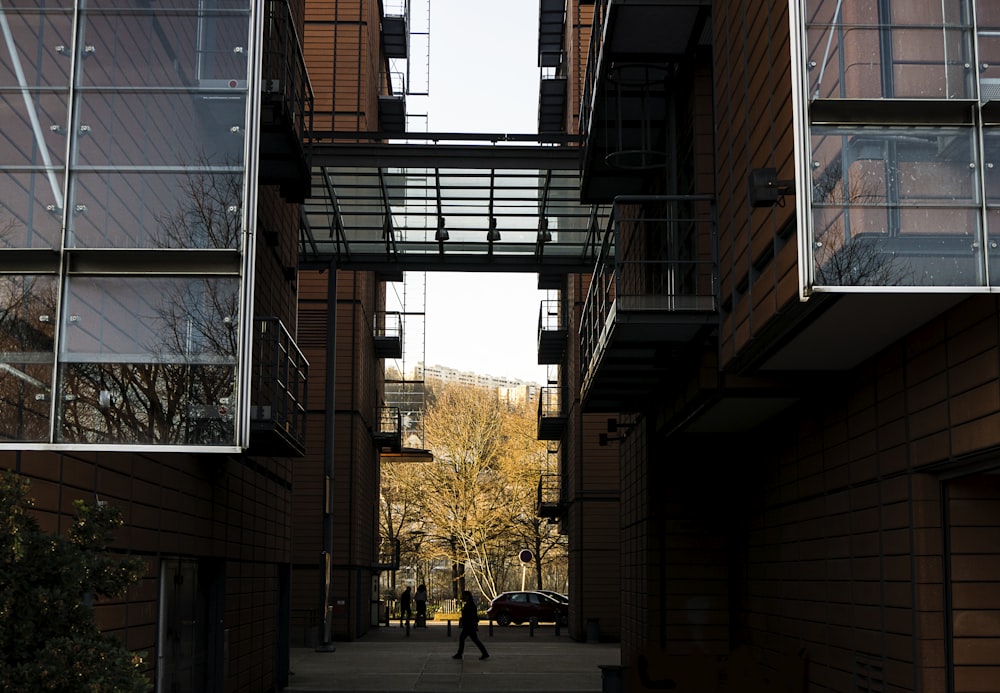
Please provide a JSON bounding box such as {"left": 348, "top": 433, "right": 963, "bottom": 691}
{"left": 412, "top": 383, "right": 566, "bottom": 601}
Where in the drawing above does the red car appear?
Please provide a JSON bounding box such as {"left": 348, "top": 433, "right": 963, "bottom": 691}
{"left": 486, "top": 591, "right": 568, "bottom": 627}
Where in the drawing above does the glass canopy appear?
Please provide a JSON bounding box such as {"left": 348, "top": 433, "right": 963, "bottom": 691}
{"left": 299, "top": 142, "right": 608, "bottom": 274}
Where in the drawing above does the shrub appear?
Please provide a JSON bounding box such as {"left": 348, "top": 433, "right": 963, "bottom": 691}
{"left": 0, "top": 470, "right": 150, "bottom": 692}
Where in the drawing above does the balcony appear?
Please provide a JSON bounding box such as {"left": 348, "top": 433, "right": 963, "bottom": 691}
{"left": 259, "top": 0, "right": 314, "bottom": 203}
{"left": 373, "top": 311, "right": 403, "bottom": 359}
{"left": 382, "top": 13, "right": 408, "bottom": 59}
{"left": 249, "top": 317, "right": 309, "bottom": 457}
{"left": 579, "top": 0, "right": 711, "bottom": 202}
{"left": 374, "top": 406, "right": 402, "bottom": 452}
{"left": 537, "top": 299, "right": 566, "bottom": 364}
{"left": 539, "top": 57, "right": 568, "bottom": 134}
{"left": 537, "top": 472, "right": 564, "bottom": 520}
{"left": 378, "top": 93, "right": 406, "bottom": 133}
{"left": 537, "top": 386, "right": 566, "bottom": 440}
{"left": 538, "top": 0, "right": 566, "bottom": 134}
{"left": 580, "top": 195, "right": 717, "bottom": 412}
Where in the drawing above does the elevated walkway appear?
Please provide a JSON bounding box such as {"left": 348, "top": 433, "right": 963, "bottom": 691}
{"left": 299, "top": 135, "right": 608, "bottom": 276}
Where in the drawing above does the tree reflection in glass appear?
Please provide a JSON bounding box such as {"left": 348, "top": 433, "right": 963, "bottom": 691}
{"left": 0, "top": 275, "right": 56, "bottom": 441}
{"left": 153, "top": 157, "right": 243, "bottom": 250}
{"left": 58, "top": 277, "right": 239, "bottom": 446}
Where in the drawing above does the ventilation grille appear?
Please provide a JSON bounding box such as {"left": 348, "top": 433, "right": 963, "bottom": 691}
{"left": 981, "top": 78, "right": 1000, "bottom": 103}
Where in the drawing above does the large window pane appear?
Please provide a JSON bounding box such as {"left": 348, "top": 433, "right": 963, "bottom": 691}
{"left": 76, "top": 8, "right": 251, "bottom": 89}
{"left": 67, "top": 171, "right": 243, "bottom": 249}
{"left": 980, "top": 1, "right": 1000, "bottom": 105}
{"left": 74, "top": 90, "right": 246, "bottom": 168}
{"left": 0, "top": 91, "right": 70, "bottom": 167}
{"left": 58, "top": 362, "right": 236, "bottom": 445}
{"left": 0, "top": 274, "right": 55, "bottom": 441}
{"left": 805, "top": 0, "right": 973, "bottom": 100}
{"left": 0, "top": 10, "right": 73, "bottom": 88}
{"left": 982, "top": 127, "right": 1000, "bottom": 284}
{"left": 811, "top": 126, "right": 983, "bottom": 286}
{"left": 0, "top": 170, "right": 63, "bottom": 249}
{"left": 61, "top": 276, "right": 238, "bottom": 359}
{"left": 58, "top": 276, "right": 238, "bottom": 446}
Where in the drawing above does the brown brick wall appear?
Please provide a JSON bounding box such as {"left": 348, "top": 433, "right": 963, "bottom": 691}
{"left": 294, "top": 267, "right": 382, "bottom": 642}
{"left": 714, "top": 0, "right": 798, "bottom": 368}
{"left": 563, "top": 273, "right": 622, "bottom": 642}
{"left": 949, "top": 474, "right": 1000, "bottom": 693}
{"left": 566, "top": 0, "right": 594, "bottom": 136}
{"left": 2, "top": 448, "right": 294, "bottom": 689}
{"left": 305, "top": 0, "right": 383, "bottom": 134}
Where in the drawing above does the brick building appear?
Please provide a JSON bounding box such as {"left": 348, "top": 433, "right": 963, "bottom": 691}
{"left": 551, "top": 1, "right": 1000, "bottom": 691}
{"left": 6, "top": 1, "right": 1000, "bottom": 692}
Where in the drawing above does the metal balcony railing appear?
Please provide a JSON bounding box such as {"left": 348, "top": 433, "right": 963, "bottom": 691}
{"left": 537, "top": 472, "right": 563, "bottom": 519}
{"left": 262, "top": 0, "right": 314, "bottom": 143}
{"left": 580, "top": 195, "right": 717, "bottom": 406}
{"left": 537, "top": 299, "right": 566, "bottom": 364}
{"left": 373, "top": 311, "right": 403, "bottom": 358}
{"left": 250, "top": 317, "right": 309, "bottom": 456}
{"left": 580, "top": 0, "right": 612, "bottom": 143}
{"left": 537, "top": 386, "right": 566, "bottom": 440}
{"left": 374, "top": 406, "right": 403, "bottom": 451}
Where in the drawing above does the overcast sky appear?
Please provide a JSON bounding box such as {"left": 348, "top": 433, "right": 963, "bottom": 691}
{"left": 415, "top": 0, "right": 548, "bottom": 385}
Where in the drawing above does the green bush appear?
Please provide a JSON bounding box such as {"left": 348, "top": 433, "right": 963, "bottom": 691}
{"left": 0, "top": 470, "right": 150, "bottom": 692}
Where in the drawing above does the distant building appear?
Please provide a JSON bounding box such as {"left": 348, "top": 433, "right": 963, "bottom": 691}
{"left": 416, "top": 363, "right": 541, "bottom": 404}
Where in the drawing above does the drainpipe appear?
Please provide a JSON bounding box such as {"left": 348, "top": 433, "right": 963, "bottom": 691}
{"left": 318, "top": 258, "right": 337, "bottom": 651}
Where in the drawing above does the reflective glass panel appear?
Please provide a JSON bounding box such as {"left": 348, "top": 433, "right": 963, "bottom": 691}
{"left": 805, "top": 0, "right": 973, "bottom": 100}
{"left": 811, "top": 126, "right": 983, "bottom": 286}
{"left": 0, "top": 274, "right": 55, "bottom": 441}
{"left": 67, "top": 171, "right": 243, "bottom": 249}
{"left": 58, "top": 361, "right": 236, "bottom": 445}
{"left": 57, "top": 276, "right": 238, "bottom": 446}
{"left": 61, "top": 276, "right": 239, "bottom": 359}
{"left": 982, "top": 127, "right": 1000, "bottom": 284}
{"left": 981, "top": 1, "right": 1000, "bottom": 106}
{"left": 0, "top": 91, "right": 70, "bottom": 168}
{"left": 0, "top": 10, "right": 74, "bottom": 88}
{"left": 0, "top": 170, "right": 64, "bottom": 249}
{"left": 76, "top": 8, "right": 251, "bottom": 89}
{"left": 74, "top": 90, "right": 246, "bottom": 168}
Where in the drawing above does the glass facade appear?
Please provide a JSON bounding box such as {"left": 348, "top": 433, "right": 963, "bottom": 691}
{"left": 796, "top": 0, "right": 1000, "bottom": 290}
{"left": 0, "top": 0, "right": 257, "bottom": 448}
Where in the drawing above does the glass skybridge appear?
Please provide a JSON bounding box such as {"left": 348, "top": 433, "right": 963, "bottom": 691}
{"left": 299, "top": 137, "right": 609, "bottom": 277}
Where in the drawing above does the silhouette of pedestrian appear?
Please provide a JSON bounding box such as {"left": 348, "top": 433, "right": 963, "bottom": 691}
{"left": 452, "top": 590, "right": 489, "bottom": 660}
{"left": 400, "top": 586, "right": 412, "bottom": 626}
{"left": 415, "top": 584, "right": 428, "bottom": 627}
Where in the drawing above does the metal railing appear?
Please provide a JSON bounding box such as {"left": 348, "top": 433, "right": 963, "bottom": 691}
{"left": 376, "top": 406, "right": 402, "bottom": 439}
{"left": 250, "top": 317, "right": 308, "bottom": 452}
{"left": 580, "top": 195, "right": 717, "bottom": 374}
{"left": 537, "top": 472, "right": 562, "bottom": 513}
{"left": 538, "top": 299, "right": 562, "bottom": 333}
{"left": 374, "top": 311, "right": 403, "bottom": 341}
{"left": 262, "top": 0, "right": 314, "bottom": 143}
{"left": 538, "top": 386, "right": 563, "bottom": 420}
{"left": 579, "top": 0, "right": 612, "bottom": 143}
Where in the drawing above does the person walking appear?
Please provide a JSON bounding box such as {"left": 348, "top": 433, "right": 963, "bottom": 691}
{"left": 414, "top": 584, "right": 428, "bottom": 627}
{"left": 399, "top": 586, "right": 412, "bottom": 626}
{"left": 452, "top": 590, "right": 489, "bottom": 660}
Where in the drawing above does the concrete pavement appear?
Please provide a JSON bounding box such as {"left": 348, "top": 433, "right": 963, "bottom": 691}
{"left": 284, "top": 619, "right": 620, "bottom": 693}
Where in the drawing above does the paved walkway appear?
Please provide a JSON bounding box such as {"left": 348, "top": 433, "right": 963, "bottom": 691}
{"left": 285, "top": 620, "right": 620, "bottom": 693}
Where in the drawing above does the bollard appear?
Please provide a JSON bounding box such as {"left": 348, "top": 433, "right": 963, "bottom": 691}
{"left": 447, "top": 619, "right": 452, "bottom": 637}
{"left": 529, "top": 618, "right": 536, "bottom": 637}
{"left": 405, "top": 620, "right": 410, "bottom": 637}
{"left": 489, "top": 620, "right": 494, "bottom": 637}
{"left": 555, "top": 620, "right": 560, "bottom": 637}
